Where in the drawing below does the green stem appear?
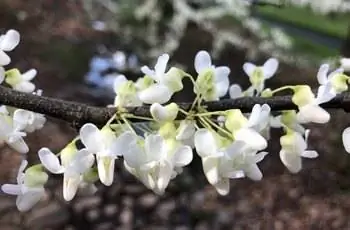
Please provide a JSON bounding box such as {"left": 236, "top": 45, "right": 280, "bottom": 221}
{"left": 270, "top": 85, "right": 295, "bottom": 95}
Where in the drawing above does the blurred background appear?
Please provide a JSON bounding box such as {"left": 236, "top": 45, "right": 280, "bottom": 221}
{"left": 1, "top": 0, "right": 350, "bottom": 229}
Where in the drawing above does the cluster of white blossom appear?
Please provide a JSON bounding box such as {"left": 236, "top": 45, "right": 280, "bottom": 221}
{"left": 285, "top": 0, "right": 350, "bottom": 14}
{"left": 1, "top": 29, "right": 350, "bottom": 213}
{"left": 81, "top": 0, "right": 298, "bottom": 65}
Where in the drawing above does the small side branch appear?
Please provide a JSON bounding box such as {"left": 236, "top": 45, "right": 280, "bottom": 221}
{"left": 1, "top": 85, "right": 350, "bottom": 127}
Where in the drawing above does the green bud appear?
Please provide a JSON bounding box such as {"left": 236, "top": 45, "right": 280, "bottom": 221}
{"left": 24, "top": 164, "right": 48, "bottom": 187}
{"left": 5, "top": 69, "right": 21, "bottom": 86}
{"left": 291, "top": 85, "right": 314, "bottom": 107}
{"left": 225, "top": 109, "right": 248, "bottom": 133}
{"left": 261, "top": 88, "right": 273, "bottom": 97}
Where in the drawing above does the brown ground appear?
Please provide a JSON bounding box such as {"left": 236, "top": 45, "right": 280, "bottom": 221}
{"left": 1, "top": 1, "right": 350, "bottom": 229}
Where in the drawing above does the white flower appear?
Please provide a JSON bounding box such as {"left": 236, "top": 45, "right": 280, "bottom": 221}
{"left": 5, "top": 68, "right": 36, "bottom": 93}
{"left": 317, "top": 64, "right": 347, "bottom": 100}
{"left": 243, "top": 58, "right": 279, "bottom": 93}
{"left": 194, "top": 129, "right": 267, "bottom": 195}
{"left": 194, "top": 50, "right": 230, "bottom": 101}
{"left": 13, "top": 109, "right": 46, "bottom": 133}
{"left": 1, "top": 160, "right": 47, "bottom": 212}
{"left": 0, "top": 30, "right": 20, "bottom": 66}
{"left": 114, "top": 78, "right": 142, "bottom": 108}
{"left": 270, "top": 111, "right": 305, "bottom": 134}
{"left": 292, "top": 85, "right": 331, "bottom": 124}
{"left": 228, "top": 84, "right": 254, "bottom": 99}
{"left": 79, "top": 123, "right": 129, "bottom": 186}
{"left": 38, "top": 145, "right": 94, "bottom": 201}
{"left": 279, "top": 129, "right": 318, "bottom": 173}
{"left": 140, "top": 53, "right": 184, "bottom": 104}
{"left": 340, "top": 57, "right": 350, "bottom": 71}
{"left": 150, "top": 103, "right": 179, "bottom": 122}
{"left": 123, "top": 133, "right": 192, "bottom": 194}
{"left": 225, "top": 104, "right": 270, "bottom": 150}
{"left": 0, "top": 113, "right": 29, "bottom": 153}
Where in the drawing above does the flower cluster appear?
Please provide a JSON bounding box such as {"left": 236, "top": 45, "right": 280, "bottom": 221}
{"left": 2, "top": 29, "right": 350, "bottom": 212}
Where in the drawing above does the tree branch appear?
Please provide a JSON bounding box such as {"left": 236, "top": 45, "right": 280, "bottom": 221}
{"left": 1, "top": 85, "right": 350, "bottom": 128}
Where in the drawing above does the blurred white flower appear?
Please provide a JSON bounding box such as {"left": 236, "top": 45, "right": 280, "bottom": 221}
{"left": 0, "top": 29, "right": 20, "bottom": 66}
{"left": 1, "top": 160, "right": 47, "bottom": 212}
{"left": 340, "top": 57, "right": 350, "bottom": 71}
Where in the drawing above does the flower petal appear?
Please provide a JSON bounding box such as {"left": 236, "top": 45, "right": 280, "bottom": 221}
{"left": 21, "top": 69, "right": 37, "bottom": 81}
{"left": 343, "top": 127, "right": 350, "bottom": 153}
{"left": 0, "top": 67, "right": 4, "bottom": 84}
{"left": 1, "top": 184, "right": 22, "bottom": 195}
{"left": 300, "top": 150, "right": 318, "bottom": 158}
{"left": 229, "top": 84, "right": 243, "bottom": 99}
{"left": 172, "top": 145, "right": 193, "bottom": 167}
{"left": 194, "top": 50, "right": 212, "bottom": 73}
{"left": 297, "top": 105, "right": 330, "bottom": 124}
{"left": 279, "top": 150, "right": 301, "bottom": 173}
{"left": 138, "top": 84, "right": 172, "bottom": 104}
{"left": 234, "top": 128, "right": 267, "bottom": 150}
{"left": 243, "top": 62, "right": 256, "bottom": 78}
{"left": 79, "top": 123, "right": 103, "bottom": 153}
{"left": 111, "top": 131, "right": 137, "bottom": 157}
{"left": 244, "top": 164, "right": 263, "bottom": 181}
{"left": 214, "top": 178, "right": 230, "bottom": 196}
{"left": 194, "top": 129, "right": 218, "bottom": 157}
{"left": 97, "top": 156, "right": 115, "bottom": 186}
{"left": 247, "top": 104, "right": 262, "bottom": 127}
{"left": 113, "top": 74, "right": 127, "bottom": 93}
{"left": 63, "top": 174, "right": 80, "bottom": 201}
{"left": 155, "top": 160, "right": 173, "bottom": 194}
{"left": 202, "top": 156, "right": 220, "bottom": 185}
{"left": 38, "top": 147, "right": 64, "bottom": 174}
{"left": 16, "top": 189, "right": 44, "bottom": 212}
{"left": 8, "top": 138, "right": 29, "bottom": 154}
{"left": 13, "top": 81, "right": 35, "bottom": 93}
{"left": 0, "top": 50, "right": 10, "bottom": 66}
{"left": 145, "top": 134, "right": 165, "bottom": 161}
{"left": 141, "top": 66, "right": 156, "bottom": 80}
{"left": 155, "top": 53, "right": 169, "bottom": 78}
{"left": 214, "top": 66, "right": 230, "bottom": 83}
{"left": 17, "top": 160, "right": 28, "bottom": 184}
{"left": 215, "top": 79, "right": 229, "bottom": 98}
{"left": 317, "top": 64, "right": 329, "bottom": 85}
{"left": 0, "top": 30, "right": 20, "bottom": 51}
{"left": 262, "top": 58, "right": 279, "bottom": 79}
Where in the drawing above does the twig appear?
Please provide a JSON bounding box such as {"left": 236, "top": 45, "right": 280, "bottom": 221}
{"left": 0, "top": 85, "right": 350, "bottom": 128}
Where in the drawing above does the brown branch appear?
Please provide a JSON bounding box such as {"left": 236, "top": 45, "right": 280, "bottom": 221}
{"left": 1, "top": 85, "right": 350, "bottom": 128}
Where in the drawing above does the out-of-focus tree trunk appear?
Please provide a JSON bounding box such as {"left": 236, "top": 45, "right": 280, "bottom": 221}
{"left": 341, "top": 24, "right": 350, "bottom": 57}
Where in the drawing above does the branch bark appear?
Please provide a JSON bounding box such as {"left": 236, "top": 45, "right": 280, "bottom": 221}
{"left": 1, "top": 85, "right": 350, "bottom": 128}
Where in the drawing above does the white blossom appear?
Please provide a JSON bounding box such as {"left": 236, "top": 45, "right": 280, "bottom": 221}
{"left": 1, "top": 160, "right": 47, "bottom": 211}
{"left": 279, "top": 129, "right": 318, "bottom": 173}
{"left": 5, "top": 68, "right": 36, "bottom": 93}
{"left": 194, "top": 50, "right": 230, "bottom": 101}
{"left": 123, "top": 133, "right": 192, "bottom": 194}
{"left": 243, "top": 58, "right": 279, "bottom": 94}
{"left": 0, "top": 30, "right": 20, "bottom": 66}
{"left": 38, "top": 145, "right": 94, "bottom": 201}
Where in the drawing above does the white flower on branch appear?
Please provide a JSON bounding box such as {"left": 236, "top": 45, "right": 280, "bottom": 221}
{"left": 0, "top": 29, "right": 20, "bottom": 66}
{"left": 123, "top": 132, "right": 193, "bottom": 194}
{"left": 1, "top": 160, "right": 47, "bottom": 212}
{"left": 317, "top": 64, "right": 348, "bottom": 99}
{"left": 13, "top": 109, "right": 46, "bottom": 133}
{"left": 0, "top": 113, "right": 29, "bottom": 154}
{"left": 194, "top": 129, "right": 268, "bottom": 195}
{"left": 279, "top": 129, "right": 318, "bottom": 173}
{"left": 194, "top": 50, "right": 230, "bottom": 101}
{"left": 38, "top": 145, "right": 94, "bottom": 201}
{"left": 80, "top": 123, "right": 130, "bottom": 186}
{"left": 113, "top": 75, "right": 142, "bottom": 108}
{"left": 243, "top": 58, "right": 279, "bottom": 94}
{"left": 140, "top": 53, "right": 185, "bottom": 104}
{"left": 5, "top": 68, "right": 36, "bottom": 93}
